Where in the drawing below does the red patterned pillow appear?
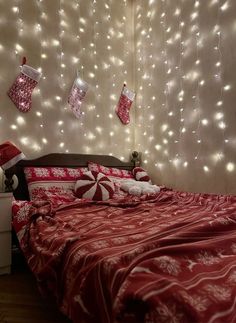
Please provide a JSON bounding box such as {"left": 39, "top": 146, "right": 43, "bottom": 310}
{"left": 132, "top": 167, "right": 150, "bottom": 182}
{"left": 88, "top": 162, "right": 134, "bottom": 179}
{"left": 74, "top": 171, "right": 115, "bottom": 201}
{"left": 24, "top": 166, "right": 88, "bottom": 200}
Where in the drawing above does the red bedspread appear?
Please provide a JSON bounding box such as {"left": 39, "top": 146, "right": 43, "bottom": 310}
{"left": 12, "top": 190, "right": 236, "bottom": 323}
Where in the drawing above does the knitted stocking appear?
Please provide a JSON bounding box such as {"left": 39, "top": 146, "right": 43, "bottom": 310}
{"left": 116, "top": 84, "right": 135, "bottom": 125}
{"left": 68, "top": 76, "right": 89, "bottom": 118}
{"left": 8, "top": 64, "right": 41, "bottom": 113}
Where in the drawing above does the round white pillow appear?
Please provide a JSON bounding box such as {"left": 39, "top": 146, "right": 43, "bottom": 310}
{"left": 74, "top": 171, "right": 114, "bottom": 201}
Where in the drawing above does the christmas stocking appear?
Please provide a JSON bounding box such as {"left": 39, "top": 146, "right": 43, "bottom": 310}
{"left": 116, "top": 84, "right": 135, "bottom": 125}
{"left": 68, "top": 76, "right": 89, "bottom": 118}
{"left": 8, "top": 64, "right": 42, "bottom": 113}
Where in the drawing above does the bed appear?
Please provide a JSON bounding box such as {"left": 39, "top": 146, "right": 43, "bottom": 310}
{"left": 8, "top": 152, "right": 236, "bottom": 323}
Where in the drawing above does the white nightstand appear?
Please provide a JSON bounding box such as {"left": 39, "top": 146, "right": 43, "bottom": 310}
{"left": 0, "top": 192, "right": 13, "bottom": 275}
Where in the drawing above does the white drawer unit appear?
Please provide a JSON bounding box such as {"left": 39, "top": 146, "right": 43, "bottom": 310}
{"left": 0, "top": 192, "right": 13, "bottom": 275}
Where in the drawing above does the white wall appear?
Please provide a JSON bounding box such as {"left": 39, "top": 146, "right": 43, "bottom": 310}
{"left": 1, "top": 0, "right": 236, "bottom": 195}
{"left": 0, "top": 0, "right": 135, "bottom": 160}
{"left": 134, "top": 0, "right": 236, "bottom": 194}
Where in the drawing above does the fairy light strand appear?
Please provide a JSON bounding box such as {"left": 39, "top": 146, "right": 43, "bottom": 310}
{"left": 193, "top": 0, "right": 202, "bottom": 163}
{"left": 14, "top": 0, "right": 22, "bottom": 60}
{"left": 215, "top": 0, "right": 226, "bottom": 161}
{"left": 36, "top": 0, "right": 44, "bottom": 149}
{"left": 59, "top": 0, "right": 65, "bottom": 91}
{"left": 161, "top": 0, "right": 171, "bottom": 164}
{"left": 176, "top": 7, "right": 185, "bottom": 166}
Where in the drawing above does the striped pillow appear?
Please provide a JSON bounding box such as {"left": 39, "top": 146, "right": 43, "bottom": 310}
{"left": 132, "top": 167, "right": 150, "bottom": 182}
{"left": 74, "top": 171, "right": 115, "bottom": 201}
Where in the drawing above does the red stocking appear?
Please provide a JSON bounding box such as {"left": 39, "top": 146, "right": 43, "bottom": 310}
{"left": 8, "top": 64, "right": 41, "bottom": 113}
{"left": 116, "top": 84, "right": 135, "bottom": 125}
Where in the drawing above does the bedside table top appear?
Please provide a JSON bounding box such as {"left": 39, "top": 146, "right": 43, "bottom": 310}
{"left": 0, "top": 192, "right": 13, "bottom": 198}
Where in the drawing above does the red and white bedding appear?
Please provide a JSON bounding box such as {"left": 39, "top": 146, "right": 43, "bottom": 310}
{"left": 12, "top": 190, "right": 236, "bottom": 323}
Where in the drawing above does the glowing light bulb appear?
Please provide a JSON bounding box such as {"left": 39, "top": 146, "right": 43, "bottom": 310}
{"left": 174, "top": 8, "right": 181, "bottom": 15}
{"left": 201, "top": 119, "right": 209, "bottom": 125}
{"left": 221, "top": 2, "right": 229, "bottom": 11}
{"left": 224, "top": 85, "right": 231, "bottom": 91}
{"left": 213, "top": 152, "right": 224, "bottom": 162}
{"left": 155, "top": 144, "right": 161, "bottom": 151}
{"left": 16, "top": 116, "right": 25, "bottom": 125}
{"left": 15, "top": 44, "right": 23, "bottom": 52}
{"left": 12, "top": 6, "right": 19, "bottom": 13}
{"left": 20, "top": 137, "right": 29, "bottom": 145}
{"left": 215, "top": 112, "right": 224, "bottom": 120}
{"left": 52, "top": 39, "right": 60, "bottom": 46}
{"left": 226, "top": 163, "right": 235, "bottom": 172}
{"left": 161, "top": 124, "right": 168, "bottom": 132}
{"left": 191, "top": 12, "right": 198, "bottom": 20}
{"left": 218, "top": 121, "right": 226, "bottom": 129}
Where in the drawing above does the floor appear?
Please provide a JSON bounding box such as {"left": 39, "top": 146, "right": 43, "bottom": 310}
{"left": 0, "top": 251, "right": 71, "bottom": 323}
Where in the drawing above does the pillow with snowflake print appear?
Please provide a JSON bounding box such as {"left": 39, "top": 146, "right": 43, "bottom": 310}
{"left": 24, "top": 166, "right": 88, "bottom": 201}
{"left": 88, "top": 162, "right": 134, "bottom": 179}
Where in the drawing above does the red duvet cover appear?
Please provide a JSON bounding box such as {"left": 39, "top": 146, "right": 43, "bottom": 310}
{"left": 12, "top": 190, "right": 236, "bottom": 323}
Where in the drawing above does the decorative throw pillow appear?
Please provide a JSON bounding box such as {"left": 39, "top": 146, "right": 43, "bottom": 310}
{"left": 88, "top": 161, "right": 134, "bottom": 179}
{"left": 120, "top": 181, "right": 160, "bottom": 196}
{"left": 74, "top": 171, "right": 115, "bottom": 201}
{"left": 24, "top": 166, "right": 88, "bottom": 200}
{"left": 132, "top": 167, "right": 150, "bottom": 182}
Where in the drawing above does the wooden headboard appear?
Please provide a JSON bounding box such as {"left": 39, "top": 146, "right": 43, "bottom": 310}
{"left": 6, "top": 152, "right": 139, "bottom": 201}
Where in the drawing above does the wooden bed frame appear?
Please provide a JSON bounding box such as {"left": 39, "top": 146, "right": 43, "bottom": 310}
{"left": 6, "top": 151, "right": 139, "bottom": 201}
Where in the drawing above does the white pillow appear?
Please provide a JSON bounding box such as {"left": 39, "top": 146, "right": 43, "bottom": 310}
{"left": 120, "top": 180, "right": 160, "bottom": 196}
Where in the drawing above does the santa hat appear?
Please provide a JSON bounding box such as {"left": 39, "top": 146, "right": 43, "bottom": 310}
{"left": 0, "top": 141, "right": 25, "bottom": 170}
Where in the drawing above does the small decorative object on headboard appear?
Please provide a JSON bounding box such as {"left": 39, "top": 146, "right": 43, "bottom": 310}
{"left": 131, "top": 151, "right": 141, "bottom": 167}
{"left": 0, "top": 141, "right": 25, "bottom": 192}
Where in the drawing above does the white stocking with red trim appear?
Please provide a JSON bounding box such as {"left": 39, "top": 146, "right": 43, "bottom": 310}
{"left": 68, "top": 76, "right": 89, "bottom": 118}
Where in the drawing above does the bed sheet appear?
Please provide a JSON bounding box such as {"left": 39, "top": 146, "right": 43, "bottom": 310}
{"left": 12, "top": 190, "right": 236, "bottom": 323}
